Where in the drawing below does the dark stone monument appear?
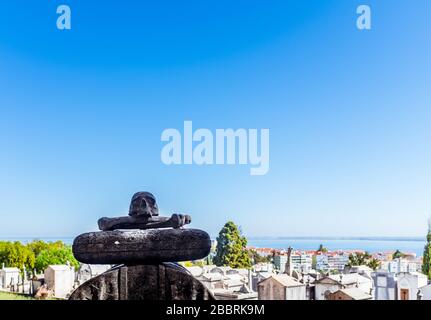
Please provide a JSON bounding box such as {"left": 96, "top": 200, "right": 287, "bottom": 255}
{"left": 73, "top": 229, "right": 211, "bottom": 265}
{"left": 69, "top": 192, "right": 214, "bottom": 300}
{"left": 97, "top": 192, "right": 192, "bottom": 231}
{"left": 69, "top": 263, "right": 213, "bottom": 300}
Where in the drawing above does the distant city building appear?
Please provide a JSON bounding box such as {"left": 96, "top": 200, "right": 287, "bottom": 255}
{"left": 372, "top": 252, "right": 395, "bottom": 262}
{"left": 273, "top": 255, "right": 287, "bottom": 273}
{"left": 291, "top": 252, "right": 313, "bottom": 273}
{"left": 273, "top": 251, "right": 312, "bottom": 273}
{"left": 381, "top": 258, "right": 421, "bottom": 274}
{"left": 250, "top": 247, "right": 275, "bottom": 257}
{"left": 401, "top": 252, "right": 417, "bottom": 261}
{"left": 316, "top": 252, "right": 349, "bottom": 272}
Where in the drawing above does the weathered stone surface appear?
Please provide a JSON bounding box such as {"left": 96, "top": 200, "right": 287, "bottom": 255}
{"left": 129, "top": 192, "right": 159, "bottom": 217}
{"left": 97, "top": 192, "right": 191, "bottom": 231}
{"left": 69, "top": 263, "right": 215, "bottom": 300}
{"left": 72, "top": 229, "right": 211, "bottom": 264}
{"left": 70, "top": 191, "right": 212, "bottom": 300}
{"left": 98, "top": 213, "right": 191, "bottom": 231}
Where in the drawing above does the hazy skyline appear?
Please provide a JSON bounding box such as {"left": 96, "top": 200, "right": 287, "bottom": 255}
{"left": 1, "top": 1, "right": 430, "bottom": 238}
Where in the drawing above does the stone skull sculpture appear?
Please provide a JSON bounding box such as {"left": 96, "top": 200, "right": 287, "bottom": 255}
{"left": 97, "top": 191, "right": 191, "bottom": 231}
{"left": 129, "top": 192, "right": 159, "bottom": 217}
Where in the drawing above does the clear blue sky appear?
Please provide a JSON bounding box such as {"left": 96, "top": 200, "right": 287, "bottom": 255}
{"left": 0, "top": 0, "right": 430, "bottom": 238}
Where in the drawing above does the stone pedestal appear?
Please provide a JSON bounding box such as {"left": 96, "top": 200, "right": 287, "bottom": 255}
{"left": 70, "top": 228, "right": 214, "bottom": 300}
{"left": 73, "top": 229, "right": 211, "bottom": 265}
{"left": 69, "top": 263, "right": 214, "bottom": 300}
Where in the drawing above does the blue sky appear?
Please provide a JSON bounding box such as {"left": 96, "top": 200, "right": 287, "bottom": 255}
{"left": 0, "top": 0, "right": 430, "bottom": 238}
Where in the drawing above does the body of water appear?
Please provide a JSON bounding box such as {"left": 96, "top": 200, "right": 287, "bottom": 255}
{"left": 2, "top": 236, "right": 427, "bottom": 258}
{"left": 248, "top": 238, "right": 427, "bottom": 257}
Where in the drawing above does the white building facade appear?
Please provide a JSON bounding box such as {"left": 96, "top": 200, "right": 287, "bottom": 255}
{"left": 316, "top": 253, "right": 349, "bottom": 272}
{"left": 397, "top": 272, "right": 428, "bottom": 300}
{"left": 0, "top": 267, "right": 21, "bottom": 289}
{"left": 44, "top": 265, "right": 75, "bottom": 299}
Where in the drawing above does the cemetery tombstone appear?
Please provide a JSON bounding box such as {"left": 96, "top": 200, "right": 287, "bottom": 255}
{"left": 69, "top": 192, "right": 214, "bottom": 300}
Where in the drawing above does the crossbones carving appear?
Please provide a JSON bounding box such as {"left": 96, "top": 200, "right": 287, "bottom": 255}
{"left": 98, "top": 192, "right": 191, "bottom": 231}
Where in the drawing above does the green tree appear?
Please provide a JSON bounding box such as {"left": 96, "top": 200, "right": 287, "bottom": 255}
{"left": 348, "top": 252, "right": 371, "bottom": 266}
{"left": 311, "top": 255, "right": 317, "bottom": 269}
{"left": 367, "top": 258, "right": 381, "bottom": 271}
{"left": 213, "top": 221, "right": 252, "bottom": 269}
{"left": 34, "top": 246, "right": 79, "bottom": 273}
{"left": 392, "top": 250, "right": 405, "bottom": 259}
{"left": 0, "top": 241, "right": 9, "bottom": 265}
{"left": 0, "top": 241, "right": 35, "bottom": 272}
{"left": 348, "top": 252, "right": 380, "bottom": 270}
{"left": 248, "top": 249, "right": 271, "bottom": 264}
{"left": 317, "top": 244, "right": 328, "bottom": 253}
{"left": 27, "top": 240, "right": 65, "bottom": 257}
{"left": 422, "top": 220, "right": 431, "bottom": 279}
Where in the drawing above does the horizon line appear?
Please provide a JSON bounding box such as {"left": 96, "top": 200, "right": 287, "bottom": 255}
{"left": 0, "top": 235, "right": 427, "bottom": 242}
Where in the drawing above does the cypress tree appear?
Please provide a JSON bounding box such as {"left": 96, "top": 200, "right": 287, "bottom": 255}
{"left": 213, "top": 221, "right": 252, "bottom": 269}
{"left": 422, "top": 219, "right": 431, "bottom": 279}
